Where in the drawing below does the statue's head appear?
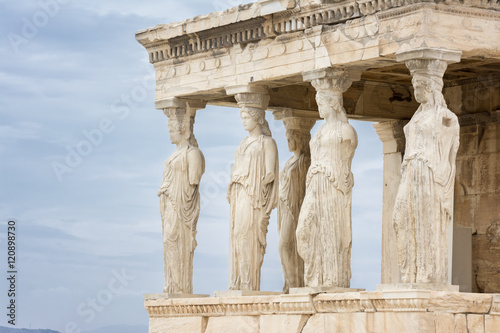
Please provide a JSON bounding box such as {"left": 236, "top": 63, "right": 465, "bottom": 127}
{"left": 286, "top": 129, "right": 311, "bottom": 154}
{"left": 407, "top": 59, "right": 447, "bottom": 109}
{"left": 315, "top": 90, "right": 347, "bottom": 122}
{"left": 167, "top": 116, "right": 182, "bottom": 144}
{"left": 412, "top": 74, "right": 446, "bottom": 108}
{"left": 165, "top": 108, "right": 198, "bottom": 146}
{"left": 240, "top": 107, "right": 271, "bottom": 136}
{"left": 282, "top": 117, "right": 314, "bottom": 155}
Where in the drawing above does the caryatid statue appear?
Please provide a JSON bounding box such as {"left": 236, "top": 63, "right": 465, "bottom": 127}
{"left": 278, "top": 116, "right": 316, "bottom": 293}
{"left": 158, "top": 100, "right": 206, "bottom": 294}
{"left": 393, "top": 50, "right": 461, "bottom": 286}
{"left": 296, "top": 69, "right": 358, "bottom": 288}
{"left": 227, "top": 89, "right": 279, "bottom": 291}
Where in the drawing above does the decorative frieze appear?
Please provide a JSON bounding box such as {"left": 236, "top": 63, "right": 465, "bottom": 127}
{"left": 371, "top": 290, "right": 432, "bottom": 312}
{"left": 137, "top": 0, "right": 499, "bottom": 64}
{"left": 144, "top": 291, "right": 500, "bottom": 318}
{"left": 314, "top": 293, "right": 373, "bottom": 313}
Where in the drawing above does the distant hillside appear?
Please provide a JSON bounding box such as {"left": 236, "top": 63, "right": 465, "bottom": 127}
{"left": 0, "top": 328, "right": 60, "bottom": 333}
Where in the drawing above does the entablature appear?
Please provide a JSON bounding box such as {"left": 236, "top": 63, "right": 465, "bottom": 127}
{"left": 136, "top": 0, "right": 500, "bottom": 121}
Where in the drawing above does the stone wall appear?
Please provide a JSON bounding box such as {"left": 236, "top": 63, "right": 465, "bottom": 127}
{"left": 454, "top": 111, "right": 500, "bottom": 293}
{"left": 145, "top": 292, "right": 500, "bottom": 333}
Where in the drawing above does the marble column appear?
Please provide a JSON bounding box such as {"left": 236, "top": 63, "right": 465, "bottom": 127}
{"left": 391, "top": 48, "right": 462, "bottom": 289}
{"left": 273, "top": 108, "right": 317, "bottom": 293}
{"left": 373, "top": 120, "right": 406, "bottom": 285}
{"left": 225, "top": 85, "right": 279, "bottom": 291}
{"left": 157, "top": 98, "right": 206, "bottom": 295}
{"left": 296, "top": 68, "right": 358, "bottom": 289}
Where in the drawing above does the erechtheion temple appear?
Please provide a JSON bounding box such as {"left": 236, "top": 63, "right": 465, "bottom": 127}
{"left": 136, "top": 0, "right": 500, "bottom": 331}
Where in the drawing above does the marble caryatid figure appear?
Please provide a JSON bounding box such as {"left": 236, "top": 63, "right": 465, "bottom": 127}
{"left": 158, "top": 106, "right": 205, "bottom": 294}
{"left": 297, "top": 69, "right": 358, "bottom": 288}
{"left": 278, "top": 117, "right": 315, "bottom": 293}
{"left": 227, "top": 92, "right": 279, "bottom": 291}
{"left": 392, "top": 58, "right": 460, "bottom": 285}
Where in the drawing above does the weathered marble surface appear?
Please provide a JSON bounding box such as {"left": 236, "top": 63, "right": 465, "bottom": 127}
{"left": 158, "top": 101, "right": 205, "bottom": 294}
{"left": 374, "top": 120, "right": 406, "bottom": 285}
{"left": 392, "top": 49, "right": 461, "bottom": 286}
{"left": 453, "top": 112, "right": 500, "bottom": 293}
{"left": 227, "top": 88, "right": 279, "bottom": 291}
{"left": 277, "top": 117, "right": 315, "bottom": 293}
{"left": 145, "top": 291, "right": 498, "bottom": 333}
{"left": 296, "top": 69, "right": 357, "bottom": 288}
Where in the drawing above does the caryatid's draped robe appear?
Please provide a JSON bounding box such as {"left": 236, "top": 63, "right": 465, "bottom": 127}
{"left": 159, "top": 145, "right": 205, "bottom": 294}
{"left": 228, "top": 135, "right": 279, "bottom": 290}
{"left": 296, "top": 119, "right": 357, "bottom": 287}
{"left": 278, "top": 152, "right": 310, "bottom": 292}
{"left": 393, "top": 104, "right": 459, "bottom": 284}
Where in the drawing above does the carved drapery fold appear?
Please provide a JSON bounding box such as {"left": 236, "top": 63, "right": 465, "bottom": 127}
{"left": 296, "top": 68, "right": 358, "bottom": 288}
{"left": 392, "top": 48, "right": 461, "bottom": 287}
{"left": 159, "top": 98, "right": 206, "bottom": 294}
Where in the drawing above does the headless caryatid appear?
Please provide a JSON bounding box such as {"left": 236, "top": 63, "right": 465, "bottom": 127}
{"left": 278, "top": 117, "right": 315, "bottom": 293}
{"left": 158, "top": 106, "right": 205, "bottom": 294}
{"left": 296, "top": 69, "right": 357, "bottom": 288}
{"left": 227, "top": 92, "right": 279, "bottom": 291}
{"left": 392, "top": 57, "right": 460, "bottom": 285}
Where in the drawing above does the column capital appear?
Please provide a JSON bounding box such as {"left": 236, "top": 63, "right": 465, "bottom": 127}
{"left": 373, "top": 120, "right": 407, "bottom": 155}
{"left": 396, "top": 48, "right": 462, "bottom": 85}
{"left": 156, "top": 98, "right": 207, "bottom": 112}
{"left": 273, "top": 108, "right": 316, "bottom": 132}
{"left": 226, "top": 84, "right": 270, "bottom": 109}
{"left": 303, "top": 68, "right": 361, "bottom": 92}
{"left": 395, "top": 47, "right": 462, "bottom": 64}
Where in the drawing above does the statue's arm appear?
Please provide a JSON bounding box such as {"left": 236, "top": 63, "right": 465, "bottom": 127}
{"left": 158, "top": 163, "right": 168, "bottom": 196}
{"left": 263, "top": 138, "right": 278, "bottom": 185}
{"left": 187, "top": 149, "right": 205, "bottom": 186}
{"left": 341, "top": 124, "right": 358, "bottom": 162}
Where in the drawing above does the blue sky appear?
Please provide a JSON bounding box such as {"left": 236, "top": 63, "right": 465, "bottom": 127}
{"left": 0, "top": 0, "right": 383, "bottom": 331}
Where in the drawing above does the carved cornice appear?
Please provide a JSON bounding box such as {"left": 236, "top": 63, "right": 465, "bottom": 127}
{"left": 144, "top": 291, "right": 495, "bottom": 318}
{"left": 138, "top": 0, "right": 499, "bottom": 64}
{"left": 145, "top": 296, "right": 316, "bottom": 317}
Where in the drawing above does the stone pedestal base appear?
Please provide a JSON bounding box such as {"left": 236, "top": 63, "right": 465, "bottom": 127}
{"left": 377, "top": 283, "right": 460, "bottom": 292}
{"left": 289, "top": 286, "right": 365, "bottom": 294}
{"left": 145, "top": 291, "right": 499, "bottom": 333}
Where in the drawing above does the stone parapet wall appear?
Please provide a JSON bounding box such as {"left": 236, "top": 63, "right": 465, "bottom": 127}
{"left": 145, "top": 292, "right": 500, "bottom": 332}
{"left": 454, "top": 111, "right": 500, "bottom": 293}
